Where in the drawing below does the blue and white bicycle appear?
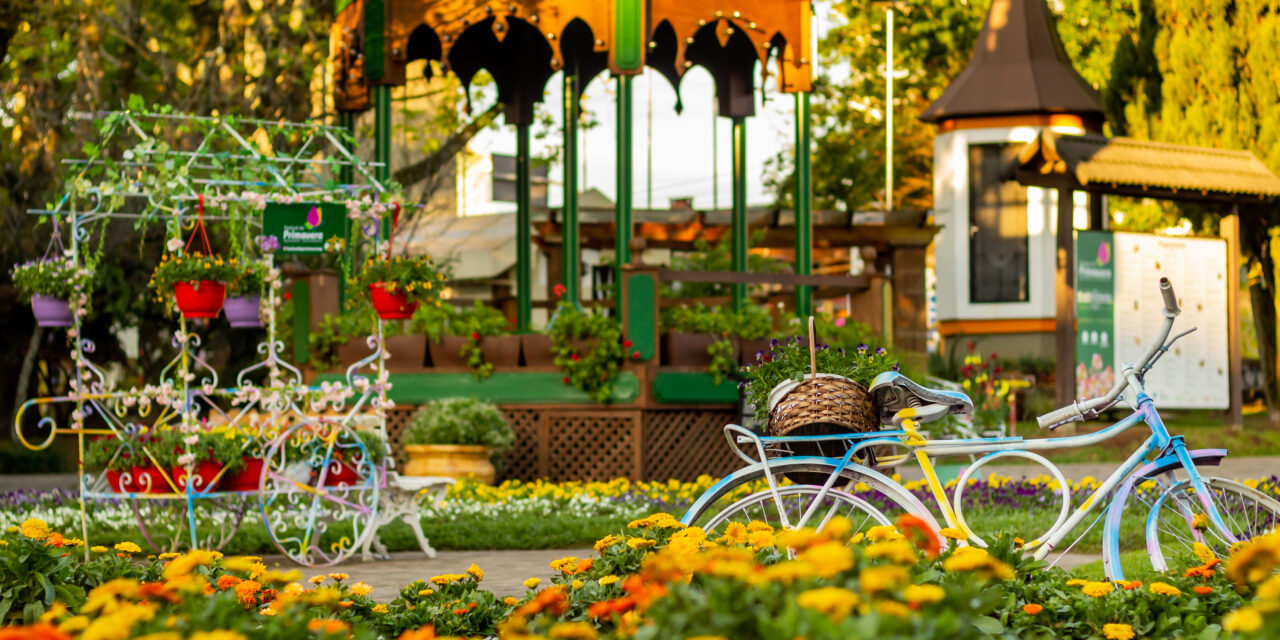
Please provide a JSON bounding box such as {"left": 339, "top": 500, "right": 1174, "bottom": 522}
{"left": 683, "top": 278, "right": 1280, "bottom": 579}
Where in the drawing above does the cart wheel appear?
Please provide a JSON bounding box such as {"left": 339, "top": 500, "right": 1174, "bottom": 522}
{"left": 131, "top": 494, "right": 250, "bottom": 553}
{"left": 259, "top": 421, "right": 380, "bottom": 567}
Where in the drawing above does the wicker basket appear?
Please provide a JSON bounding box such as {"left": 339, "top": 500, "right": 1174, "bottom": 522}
{"left": 767, "top": 374, "right": 877, "bottom": 436}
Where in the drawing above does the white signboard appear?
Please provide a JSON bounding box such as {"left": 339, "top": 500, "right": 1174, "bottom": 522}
{"left": 1112, "top": 233, "right": 1229, "bottom": 408}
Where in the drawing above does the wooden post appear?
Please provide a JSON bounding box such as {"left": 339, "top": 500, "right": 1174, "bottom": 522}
{"left": 892, "top": 247, "right": 928, "bottom": 362}
{"left": 1055, "top": 187, "right": 1077, "bottom": 410}
{"left": 1223, "top": 210, "right": 1245, "bottom": 431}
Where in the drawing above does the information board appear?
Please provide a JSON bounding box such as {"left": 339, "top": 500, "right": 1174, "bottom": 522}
{"left": 261, "top": 203, "right": 349, "bottom": 254}
{"left": 1076, "top": 231, "right": 1229, "bottom": 408}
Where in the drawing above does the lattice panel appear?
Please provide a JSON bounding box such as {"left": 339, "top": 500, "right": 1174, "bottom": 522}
{"left": 499, "top": 408, "right": 543, "bottom": 481}
{"left": 643, "top": 409, "right": 740, "bottom": 481}
{"left": 546, "top": 411, "right": 641, "bottom": 482}
{"left": 385, "top": 406, "right": 417, "bottom": 466}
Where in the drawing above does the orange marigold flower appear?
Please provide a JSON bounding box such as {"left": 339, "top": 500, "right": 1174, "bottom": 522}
{"left": 217, "top": 575, "right": 242, "bottom": 590}
{"left": 453, "top": 608, "right": 468, "bottom": 615}
{"left": 396, "top": 627, "right": 437, "bottom": 640}
{"left": 896, "top": 513, "right": 941, "bottom": 557}
{"left": 307, "top": 619, "right": 349, "bottom": 634}
{"left": 1022, "top": 604, "right": 1043, "bottom": 615}
{"left": 1194, "top": 585, "right": 1213, "bottom": 595}
{"left": 575, "top": 558, "right": 594, "bottom": 574}
{"left": 0, "top": 623, "right": 69, "bottom": 640}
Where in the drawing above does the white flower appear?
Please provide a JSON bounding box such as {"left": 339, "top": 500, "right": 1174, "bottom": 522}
{"left": 166, "top": 237, "right": 183, "bottom": 253}
{"left": 183, "top": 435, "right": 199, "bottom": 445}
{"left": 176, "top": 453, "right": 196, "bottom": 466}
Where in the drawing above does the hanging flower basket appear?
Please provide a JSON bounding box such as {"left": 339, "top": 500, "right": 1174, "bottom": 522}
{"left": 369, "top": 283, "right": 418, "bottom": 319}
{"left": 173, "top": 281, "right": 228, "bottom": 318}
{"left": 31, "top": 294, "right": 74, "bottom": 327}
{"left": 224, "top": 296, "right": 262, "bottom": 328}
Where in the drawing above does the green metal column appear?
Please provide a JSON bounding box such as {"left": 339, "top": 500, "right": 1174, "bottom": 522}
{"left": 516, "top": 123, "right": 532, "bottom": 331}
{"left": 562, "top": 70, "right": 581, "bottom": 305}
{"left": 338, "top": 110, "right": 356, "bottom": 308}
{"left": 374, "top": 85, "right": 392, "bottom": 243}
{"left": 731, "top": 116, "right": 748, "bottom": 309}
{"left": 794, "top": 92, "right": 813, "bottom": 317}
{"left": 614, "top": 74, "right": 634, "bottom": 303}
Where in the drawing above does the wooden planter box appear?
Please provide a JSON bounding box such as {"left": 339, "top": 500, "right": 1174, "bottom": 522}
{"left": 520, "top": 334, "right": 555, "bottom": 368}
{"left": 480, "top": 335, "right": 521, "bottom": 369}
{"left": 662, "top": 332, "right": 718, "bottom": 368}
{"left": 429, "top": 336, "right": 469, "bottom": 369}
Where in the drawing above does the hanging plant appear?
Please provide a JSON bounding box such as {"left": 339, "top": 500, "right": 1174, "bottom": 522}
{"left": 11, "top": 256, "right": 93, "bottom": 327}
{"left": 548, "top": 302, "right": 626, "bottom": 403}
{"left": 349, "top": 254, "right": 447, "bottom": 320}
{"left": 149, "top": 252, "right": 238, "bottom": 318}
{"left": 225, "top": 261, "right": 269, "bottom": 328}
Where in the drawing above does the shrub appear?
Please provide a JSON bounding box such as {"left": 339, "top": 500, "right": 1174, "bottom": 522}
{"left": 403, "top": 398, "right": 514, "bottom": 456}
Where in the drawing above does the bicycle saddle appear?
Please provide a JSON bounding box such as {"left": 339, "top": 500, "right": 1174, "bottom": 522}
{"left": 869, "top": 371, "right": 974, "bottom": 425}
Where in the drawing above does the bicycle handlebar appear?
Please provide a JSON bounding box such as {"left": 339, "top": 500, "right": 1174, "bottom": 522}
{"left": 1036, "top": 277, "right": 1180, "bottom": 429}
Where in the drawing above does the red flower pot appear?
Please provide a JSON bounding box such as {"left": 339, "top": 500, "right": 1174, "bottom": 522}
{"left": 171, "top": 461, "right": 224, "bottom": 492}
{"left": 106, "top": 469, "right": 134, "bottom": 493}
{"left": 369, "top": 283, "right": 418, "bottom": 320}
{"left": 131, "top": 464, "right": 172, "bottom": 494}
{"left": 173, "top": 281, "right": 227, "bottom": 318}
{"left": 323, "top": 459, "right": 361, "bottom": 487}
{"left": 223, "top": 457, "right": 265, "bottom": 492}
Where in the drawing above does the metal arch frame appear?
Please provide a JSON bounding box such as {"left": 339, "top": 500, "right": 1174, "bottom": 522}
{"left": 16, "top": 110, "right": 394, "bottom": 563}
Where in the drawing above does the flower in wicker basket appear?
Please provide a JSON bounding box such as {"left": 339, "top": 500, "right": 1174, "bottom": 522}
{"left": 739, "top": 326, "right": 899, "bottom": 436}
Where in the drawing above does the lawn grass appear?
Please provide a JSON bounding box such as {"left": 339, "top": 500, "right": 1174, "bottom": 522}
{"left": 1002, "top": 410, "right": 1280, "bottom": 465}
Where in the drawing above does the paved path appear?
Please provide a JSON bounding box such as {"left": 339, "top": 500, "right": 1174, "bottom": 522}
{"left": 261, "top": 548, "right": 593, "bottom": 599}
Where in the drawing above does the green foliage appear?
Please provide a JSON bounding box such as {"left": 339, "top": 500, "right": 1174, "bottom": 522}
{"left": 548, "top": 302, "right": 627, "bottom": 403}
{"left": 740, "top": 338, "right": 899, "bottom": 417}
{"left": 451, "top": 301, "right": 511, "bottom": 379}
{"left": 227, "top": 260, "right": 269, "bottom": 296}
{"left": 403, "top": 398, "right": 514, "bottom": 456}
{"left": 662, "top": 303, "right": 775, "bottom": 384}
{"left": 348, "top": 254, "right": 447, "bottom": 304}
{"left": 355, "top": 429, "right": 387, "bottom": 466}
{"left": 0, "top": 441, "right": 64, "bottom": 474}
{"left": 308, "top": 311, "right": 377, "bottom": 371}
{"left": 10, "top": 256, "right": 93, "bottom": 302}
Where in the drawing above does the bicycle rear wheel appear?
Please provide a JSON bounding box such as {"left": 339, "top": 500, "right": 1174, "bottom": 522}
{"left": 1146, "top": 477, "right": 1280, "bottom": 572}
{"left": 700, "top": 485, "right": 891, "bottom": 537}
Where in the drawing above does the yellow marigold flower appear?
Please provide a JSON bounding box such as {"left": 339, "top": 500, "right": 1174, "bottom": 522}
{"left": 523, "top": 577, "right": 541, "bottom": 589}
{"left": 190, "top": 631, "right": 248, "bottom": 640}
{"left": 1256, "top": 575, "right": 1280, "bottom": 601}
{"left": 941, "top": 546, "right": 1014, "bottom": 580}
{"left": 0, "top": 540, "right": 7, "bottom": 547}
{"left": 594, "top": 534, "right": 622, "bottom": 553}
{"left": 626, "top": 537, "right": 657, "bottom": 550}
{"left": 1191, "top": 514, "right": 1209, "bottom": 531}
{"left": 599, "top": 575, "right": 620, "bottom": 586}
{"left": 866, "top": 524, "right": 904, "bottom": 542}
{"left": 467, "top": 563, "right": 484, "bottom": 581}
{"left": 328, "top": 572, "right": 348, "bottom": 581}
{"left": 876, "top": 600, "right": 913, "bottom": 618}
{"left": 1193, "top": 542, "right": 1217, "bottom": 565}
{"left": 572, "top": 579, "right": 584, "bottom": 590}
{"left": 20, "top": 518, "right": 50, "bottom": 541}
{"left": 372, "top": 603, "right": 389, "bottom": 614}
{"left": 798, "top": 542, "right": 854, "bottom": 578}
{"left": 1102, "top": 623, "right": 1136, "bottom": 640}
{"left": 157, "top": 552, "right": 181, "bottom": 560}
{"left": 1066, "top": 579, "right": 1087, "bottom": 587}
{"left": 1149, "top": 582, "right": 1182, "bottom": 597}
{"left": 548, "top": 621, "right": 599, "bottom": 639}
{"left": 747, "top": 530, "right": 776, "bottom": 551}
{"left": 903, "top": 584, "right": 946, "bottom": 606}
{"left": 1082, "top": 581, "right": 1114, "bottom": 597}
{"left": 938, "top": 527, "right": 966, "bottom": 540}
{"left": 350, "top": 581, "right": 374, "bottom": 596}
{"left": 797, "top": 586, "right": 861, "bottom": 621}
{"left": 90, "top": 545, "right": 108, "bottom": 554}
{"left": 859, "top": 565, "right": 909, "bottom": 594}
{"left": 865, "top": 540, "right": 918, "bottom": 565}
{"left": 550, "top": 556, "right": 580, "bottom": 572}
{"left": 309, "top": 575, "right": 326, "bottom": 584}
{"left": 1226, "top": 532, "right": 1280, "bottom": 587}
{"left": 64, "top": 537, "right": 84, "bottom": 547}
{"left": 1223, "top": 606, "right": 1264, "bottom": 633}
{"left": 418, "top": 589, "right": 435, "bottom": 597}
{"left": 163, "top": 549, "right": 217, "bottom": 580}
{"left": 746, "top": 520, "right": 774, "bottom": 533}
{"left": 504, "top": 596, "right": 519, "bottom": 605}
{"left": 114, "top": 541, "right": 142, "bottom": 554}
{"left": 4, "top": 526, "right": 17, "bottom": 534}
{"left": 58, "top": 615, "right": 90, "bottom": 633}
{"left": 716, "top": 522, "right": 749, "bottom": 546}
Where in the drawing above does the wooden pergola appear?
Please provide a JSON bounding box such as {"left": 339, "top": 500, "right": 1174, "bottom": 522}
{"left": 332, "top": 0, "right": 817, "bottom": 331}
{"left": 1009, "top": 130, "right": 1280, "bottom": 426}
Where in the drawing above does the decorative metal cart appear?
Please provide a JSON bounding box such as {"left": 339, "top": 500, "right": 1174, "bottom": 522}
{"left": 15, "top": 110, "right": 401, "bottom": 566}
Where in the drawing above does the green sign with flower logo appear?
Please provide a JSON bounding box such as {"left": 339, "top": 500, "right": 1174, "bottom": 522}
{"left": 261, "top": 203, "right": 348, "bottom": 254}
{"left": 1075, "top": 230, "right": 1115, "bottom": 399}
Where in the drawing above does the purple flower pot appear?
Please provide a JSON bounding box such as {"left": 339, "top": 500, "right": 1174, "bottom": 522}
{"left": 31, "top": 294, "right": 73, "bottom": 327}
{"left": 224, "top": 296, "right": 262, "bottom": 328}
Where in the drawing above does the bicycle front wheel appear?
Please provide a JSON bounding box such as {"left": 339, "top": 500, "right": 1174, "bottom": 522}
{"left": 1146, "top": 477, "right": 1280, "bottom": 572}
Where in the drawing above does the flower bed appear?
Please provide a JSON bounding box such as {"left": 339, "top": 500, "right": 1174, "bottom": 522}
{"left": 3, "top": 506, "right": 1278, "bottom": 639}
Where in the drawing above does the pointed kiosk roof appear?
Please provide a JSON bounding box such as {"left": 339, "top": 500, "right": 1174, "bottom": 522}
{"left": 920, "top": 0, "right": 1104, "bottom": 129}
